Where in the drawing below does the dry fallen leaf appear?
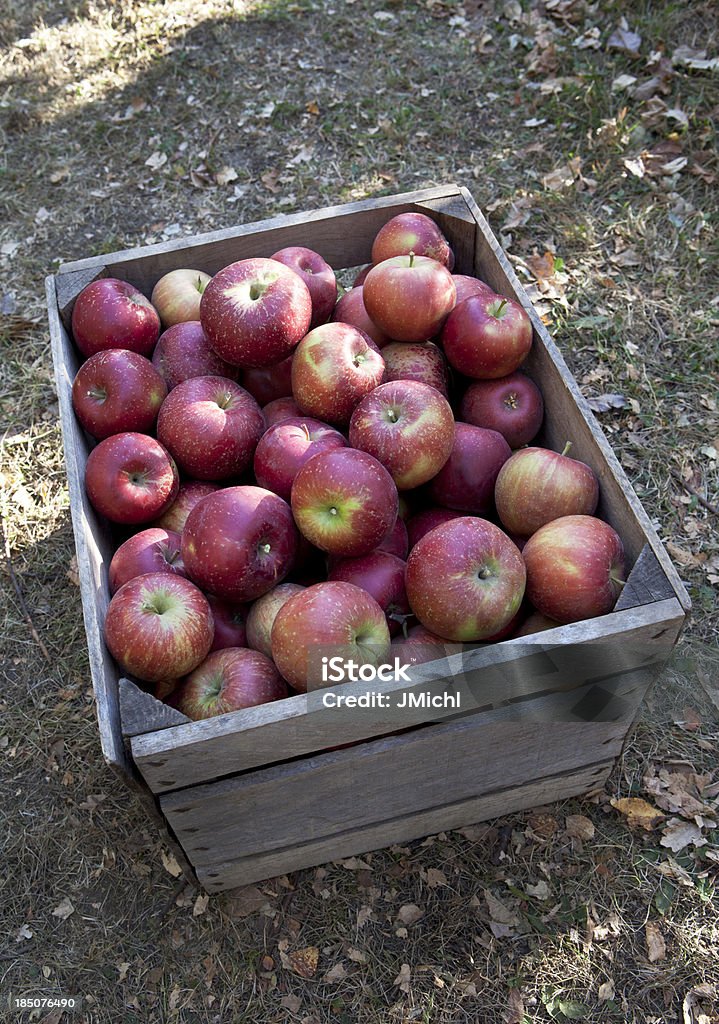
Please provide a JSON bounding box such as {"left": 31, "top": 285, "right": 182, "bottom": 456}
{"left": 565, "top": 814, "right": 596, "bottom": 840}
{"left": 682, "top": 983, "right": 718, "bottom": 1024}
{"left": 193, "top": 893, "right": 209, "bottom": 917}
{"left": 161, "top": 850, "right": 183, "bottom": 878}
{"left": 422, "top": 868, "right": 449, "bottom": 889}
{"left": 587, "top": 393, "right": 628, "bottom": 413}
{"left": 645, "top": 920, "right": 667, "bottom": 962}
{"left": 394, "top": 963, "right": 412, "bottom": 993}
{"left": 660, "top": 819, "right": 707, "bottom": 853}
{"left": 526, "top": 879, "right": 550, "bottom": 900}
{"left": 610, "top": 797, "right": 665, "bottom": 830}
{"left": 322, "top": 962, "right": 347, "bottom": 984}
{"left": 221, "top": 885, "right": 267, "bottom": 918}
{"left": 598, "top": 979, "right": 616, "bottom": 1002}
{"left": 397, "top": 904, "right": 424, "bottom": 926}
{"left": 505, "top": 987, "right": 526, "bottom": 1023}
{"left": 214, "top": 165, "right": 238, "bottom": 186}
{"left": 608, "top": 26, "right": 641, "bottom": 56}
{"left": 347, "top": 947, "right": 367, "bottom": 963}
{"left": 280, "top": 993, "right": 302, "bottom": 1013}
{"left": 51, "top": 897, "right": 75, "bottom": 921}
{"left": 357, "top": 906, "right": 374, "bottom": 928}
{"left": 15, "top": 923, "right": 33, "bottom": 942}
{"left": 286, "top": 946, "right": 319, "bottom": 979}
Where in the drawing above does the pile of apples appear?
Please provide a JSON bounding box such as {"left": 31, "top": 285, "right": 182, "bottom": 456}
{"left": 70, "top": 211, "right": 626, "bottom": 721}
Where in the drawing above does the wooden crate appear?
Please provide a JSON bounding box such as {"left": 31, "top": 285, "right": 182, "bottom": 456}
{"left": 47, "top": 184, "right": 690, "bottom": 893}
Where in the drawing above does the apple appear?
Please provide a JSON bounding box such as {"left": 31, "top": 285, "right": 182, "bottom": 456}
{"left": 353, "top": 265, "right": 371, "bottom": 287}
{"left": 407, "top": 507, "right": 464, "bottom": 549}
{"left": 246, "top": 582, "right": 305, "bottom": 659}
{"left": 495, "top": 443, "right": 600, "bottom": 537}
{"left": 363, "top": 254, "right": 456, "bottom": 342}
{"left": 151, "top": 321, "right": 239, "bottom": 390}
{"left": 291, "top": 322, "right": 385, "bottom": 426}
{"left": 262, "top": 396, "right": 303, "bottom": 426}
{"left": 442, "top": 292, "right": 532, "bottom": 379}
{"left": 150, "top": 269, "right": 212, "bottom": 327}
{"left": 85, "top": 432, "right": 179, "bottom": 525}
{"left": 242, "top": 354, "right": 294, "bottom": 406}
{"left": 109, "top": 527, "right": 185, "bottom": 593}
{"left": 514, "top": 610, "right": 561, "bottom": 637}
{"left": 72, "top": 349, "right": 167, "bottom": 439}
{"left": 522, "top": 515, "right": 625, "bottom": 623}
{"left": 71, "top": 278, "right": 161, "bottom": 358}
{"left": 460, "top": 372, "right": 544, "bottom": 449}
{"left": 291, "top": 448, "right": 398, "bottom": 557}
{"left": 271, "top": 245, "right": 337, "bottom": 329}
{"left": 104, "top": 572, "right": 214, "bottom": 682}
{"left": 156, "top": 375, "right": 264, "bottom": 480}
{"left": 271, "top": 580, "right": 391, "bottom": 692}
{"left": 254, "top": 416, "right": 347, "bottom": 501}
{"left": 405, "top": 517, "right": 526, "bottom": 642}
{"left": 151, "top": 480, "right": 220, "bottom": 532}
{"left": 428, "top": 422, "right": 511, "bottom": 514}
{"left": 174, "top": 647, "right": 288, "bottom": 720}
{"left": 391, "top": 623, "right": 458, "bottom": 666}
{"left": 349, "top": 380, "right": 455, "bottom": 490}
{"left": 200, "top": 257, "right": 312, "bottom": 367}
{"left": 206, "top": 595, "right": 249, "bottom": 651}
{"left": 182, "top": 485, "right": 298, "bottom": 601}
{"left": 452, "top": 274, "right": 495, "bottom": 304}
{"left": 377, "top": 515, "right": 409, "bottom": 559}
{"left": 329, "top": 551, "right": 411, "bottom": 636}
{"left": 371, "top": 211, "right": 451, "bottom": 267}
{"left": 331, "top": 286, "right": 391, "bottom": 348}
{"left": 380, "top": 341, "right": 449, "bottom": 397}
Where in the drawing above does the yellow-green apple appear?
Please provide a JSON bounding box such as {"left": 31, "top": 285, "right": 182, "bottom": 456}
{"left": 407, "top": 507, "right": 464, "bottom": 549}
{"left": 405, "top": 517, "right": 526, "bottom": 642}
{"left": 329, "top": 550, "right": 411, "bottom": 636}
{"left": 377, "top": 515, "right": 409, "bottom": 559}
{"left": 242, "top": 353, "right": 294, "bottom": 406}
{"left": 442, "top": 293, "right": 532, "bottom": 378}
{"left": 270, "top": 580, "right": 391, "bottom": 692}
{"left": 380, "top": 341, "right": 449, "bottom": 396}
{"left": 452, "top": 274, "right": 495, "bottom": 304}
{"left": 151, "top": 480, "right": 220, "bottom": 532}
{"left": 331, "top": 286, "right": 391, "bottom": 348}
{"left": 246, "top": 582, "right": 305, "bottom": 659}
{"left": 85, "top": 432, "right": 179, "bottom": 525}
{"left": 254, "top": 416, "right": 347, "bottom": 501}
{"left": 200, "top": 257, "right": 312, "bottom": 367}
{"left": 104, "top": 572, "right": 214, "bottom": 682}
{"left": 460, "top": 372, "right": 544, "bottom": 449}
{"left": 271, "top": 245, "right": 337, "bottom": 329}
{"left": 109, "top": 527, "right": 185, "bottom": 593}
{"left": 348, "top": 380, "right": 455, "bottom": 490}
{"left": 157, "top": 375, "right": 264, "bottom": 480}
{"left": 363, "top": 254, "right": 456, "bottom": 342}
{"left": 262, "top": 396, "right": 303, "bottom": 426}
{"left": 428, "top": 422, "right": 511, "bottom": 514}
{"left": 495, "top": 443, "right": 599, "bottom": 537}
{"left": 291, "top": 448, "right": 398, "bottom": 557}
{"left": 522, "top": 515, "right": 625, "bottom": 623}
{"left": 291, "top": 322, "right": 385, "bottom": 426}
{"left": 207, "top": 595, "right": 249, "bottom": 652}
{"left": 150, "top": 269, "right": 212, "bottom": 327}
{"left": 151, "top": 321, "right": 238, "bottom": 390}
{"left": 181, "top": 485, "right": 297, "bottom": 601}
{"left": 371, "top": 212, "right": 451, "bottom": 267}
{"left": 174, "top": 647, "right": 288, "bottom": 720}
{"left": 72, "top": 349, "right": 167, "bottom": 439}
{"left": 71, "top": 278, "right": 161, "bottom": 358}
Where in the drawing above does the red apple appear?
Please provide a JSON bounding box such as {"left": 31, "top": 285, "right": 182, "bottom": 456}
{"left": 72, "top": 349, "right": 167, "bottom": 439}
{"left": 85, "top": 432, "right": 179, "bottom": 525}
{"left": 353, "top": 265, "right": 371, "bottom": 287}
{"left": 442, "top": 292, "right": 532, "bottom": 379}
{"left": 371, "top": 212, "right": 451, "bottom": 267}
{"left": 174, "top": 647, "right": 288, "bottom": 720}
{"left": 291, "top": 322, "right": 385, "bottom": 426}
{"left": 200, "top": 257, "right": 312, "bottom": 367}
{"left": 151, "top": 269, "right": 212, "bottom": 327}
{"left": 349, "top": 380, "right": 455, "bottom": 490}
{"left": 254, "top": 416, "right": 347, "bottom": 501}
{"left": 151, "top": 481, "right": 220, "bottom": 532}
{"left": 151, "top": 321, "right": 239, "bottom": 390}
{"left": 291, "top": 448, "right": 398, "bottom": 557}
{"left": 522, "top": 515, "right": 625, "bottom": 623}
{"left": 460, "top": 372, "right": 544, "bottom": 449}
{"left": 406, "top": 507, "right": 464, "bottom": 549}
{"left": 104, "top": 572, "right": 214, "bottom": 682}
{"left": 242, "top": 354, "right": 294, "bottom": 406}
{"left": 495, "top": 443, "right": 600, "bottom": 537}
{"left": 271, "top": 245, "right": 337, "bottom": 329}
{"left": 405, "top": 517, "right": 526, "bottom": 642}
{"left": 109, "top": 527, "right": 185, "bottom": 594}
{"left": 391, "top": 623, "right": 458, "bottom": 666}
{"left": 363, "top": 254, "right": 456, "bottom": 342}
{"left": 452, "top": 274, "right": 495, "bottom": 304}
{"left": 182, "top": 485, "right": 298, "bottom": 601}
{"left": 331, "top": 286, "right": 391, "bottom": 348}
{"left": 156, "top": 375, "right": 264, "bottom": 480}
{"left": 514, "top": 610, "right": 561, "bottom": 637}
{"left": 428, "top": 422, "right": 511, "bottom": 514}
{"left": 207, "top": 595, "right": 249, "bottom": 652}
{"left": 329, "top": 551, "right": 411, "bottom": 636}
{"left": 262, "top": 396, "right": 303, "bottom": 426}
{"left": 380, "top": 341, "right": 449, "bottom": 396}
{"left": 71, "top": 278, "right": 161, "bottom": 358}
{"left": 246, "top": 582, "right": 305, "bottom": 659}
{"left": 377, "top": 515, "right": 409, "bottom": 559}
{"left": 271, "top": 581, "right": 391, "bottom": 692}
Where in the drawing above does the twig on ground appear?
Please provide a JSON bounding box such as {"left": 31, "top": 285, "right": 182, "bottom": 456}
{"left": 670, "top": 469, "right": 719, "bottom": 515}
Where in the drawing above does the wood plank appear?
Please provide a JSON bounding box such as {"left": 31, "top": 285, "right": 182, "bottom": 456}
{"left": 615, "top": 543, "right": 680, "bottom": 611}
{"left": 161, "top": 674, "right": 645, "bottom": 867}
{"left": 196, "top": 758, "right": 615, "bottom": 892}
{"left": 132, "top": 597, "right": 684, "bottom": 794}
{"left": 119, "top": 678, "right": 190, "bottom": 737}
{"left": 459, "top": 186, "right": 691, "bottom": 613}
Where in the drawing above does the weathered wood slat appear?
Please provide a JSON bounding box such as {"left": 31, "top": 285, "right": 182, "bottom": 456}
{"left": 119, "top": 678, "right": 190, "bottom": 737}
{"left": 196, "top": 758, "right": 615, "bottom": 892}
{"left": 615, "top": 543, "right": 679, "bottom": 610}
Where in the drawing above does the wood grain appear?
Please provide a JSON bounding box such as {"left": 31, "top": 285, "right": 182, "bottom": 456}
{"left": 119, "top": 678, "right": 190, "bottom": 737}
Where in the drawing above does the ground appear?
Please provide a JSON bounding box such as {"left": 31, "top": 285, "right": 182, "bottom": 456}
{"left": 1, "top": 1, "right": 718, "bottom": 1022}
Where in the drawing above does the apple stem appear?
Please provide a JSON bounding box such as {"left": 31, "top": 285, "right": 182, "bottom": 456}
{"left": 561, "top": 441, "right": 573, "bottom": 457}
{"left": 408, "top": 250, "right": 415, "bottom": 268}
{"left": 260, "top": 542, "right": 271, "bottom": 554}
{"left": 610, "top": 574, "right": 626, "bottom": 588}
{"left": 495, "top": 298, "right": 508, "bottom": 316}
{"left": 196, "top": 276, "right": 206, "bottom": 294}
